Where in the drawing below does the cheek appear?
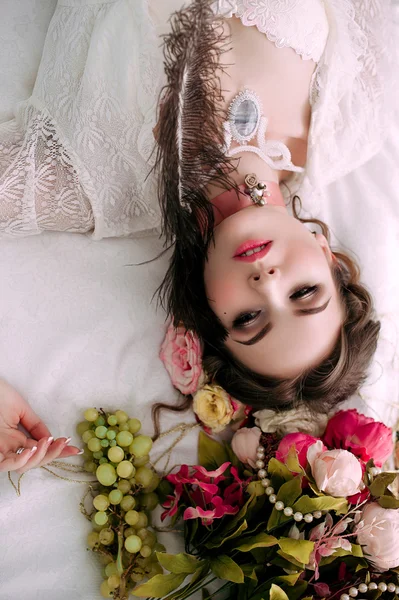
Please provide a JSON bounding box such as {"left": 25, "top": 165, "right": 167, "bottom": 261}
{"left": 205, "top": 267, "right": 243, "bottom": 319}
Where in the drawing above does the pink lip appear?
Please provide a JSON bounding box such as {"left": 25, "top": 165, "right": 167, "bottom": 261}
{"left": 233, "top": 240, "right": 273, "bottom": 262}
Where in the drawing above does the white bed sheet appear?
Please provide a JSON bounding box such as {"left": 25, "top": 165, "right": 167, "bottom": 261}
{"left": 0, "top": 2, "right": 398, "bottom": 599}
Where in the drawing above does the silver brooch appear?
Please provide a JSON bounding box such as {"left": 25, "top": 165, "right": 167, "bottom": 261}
{"left": 244, "top": 173, "right": 271, "bottom": 206}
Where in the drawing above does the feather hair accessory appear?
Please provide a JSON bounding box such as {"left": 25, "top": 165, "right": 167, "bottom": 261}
{"left": 155, "top": 0, "right": 238, "bottom": 250}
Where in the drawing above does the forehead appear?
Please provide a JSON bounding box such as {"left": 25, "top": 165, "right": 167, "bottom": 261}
{"left": 225, "top": 292, "right": 344, "bottom": 378}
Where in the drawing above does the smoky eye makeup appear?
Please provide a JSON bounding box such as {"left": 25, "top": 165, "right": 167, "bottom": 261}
{"left": 232, "top": 309, "right": 262, "bottom": 329}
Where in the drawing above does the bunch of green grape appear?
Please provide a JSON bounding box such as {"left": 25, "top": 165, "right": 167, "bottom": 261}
{"left": 77, "top": 408, "right": 163, "bottom": 599}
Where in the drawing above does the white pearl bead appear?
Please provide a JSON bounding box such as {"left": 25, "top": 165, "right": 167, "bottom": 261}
{"left": 358, "top": 584, "right": 368, "bottom": 594}
{"left": 256, "top": 460, "right": 265, "bottom": 469}
{"left": 258, "top": 469, "right": 267, "bottom": 479}
{"left": 378, "top": 583, "right": 387, "bottom": 593}
{"left": 368, "top": 583, "right": 377, "bottom": 591}
{"left": 283, "top": 507, "right": 293, "bottom": 517}
{"left": 265, "top": 486, "right": 274, "bottom": 495}
{"left": 257, "top": 446, "right": 264, "bottom": 453}
{"left": 313, "top": 510, "right": 322, "bottom": 519}
{"left": 349, "top": 587, "right": 358, "bottom": 597}
{"left": 256, "top": 451, "right": 265, "bottom": 459}
{"left": 261, "top": 478, "right": 271, "bottom": 488}
{"left": 304, "top": 513, "right": 313, "bottom": 523}
{"left": 369, "top": 466, "right": 379, "bottom": 477}
{"left": 275, "top": 501, "right": 284, "bottom": 511}
{"left": 395, "top": 586, "right": 399, "bottom": 595}
{"left": 269, "top": 494, "right": 277, "bottom": 503}
{"left": 340, "top": 594, "right": 350, "bottom": 600}
{"left": 293, "top": 512, "right": 303, "bottom": 522}
{"left": 387, "top": 583, "right": 396, "bottom": 593}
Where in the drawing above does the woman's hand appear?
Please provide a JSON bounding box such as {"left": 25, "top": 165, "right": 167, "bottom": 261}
{"left": 0, "top": 379, "right": 81, "bottom": 474}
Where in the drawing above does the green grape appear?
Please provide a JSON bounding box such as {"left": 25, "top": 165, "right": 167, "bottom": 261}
{"left": 95, "top": 415, "right": 106, "bottom": 427}
{"left": 140, "top": 492, "right": 159, "bottom": 511}
{"left": 124, "top": 527, "right": 136, "bottom": 537}
{"left": 100, "top": 580, "right": 113, "bottom": 598}
{"left": 106, "top": 430, "right": 116, "bottom": 440}
{"left": 82, "top": 448, "right": 92, "bottom": 460}
{"left": 143, "top": 473, "right": 160, "bottom": 494}
{"left": 109, "top": 440, "right": 117, "bottom": 447}
{"left": 107, "top": 574, "right": 120, "bottom": 590}
{"left": 124, "top": 510, "right": 140, "bottom": 526}
{"left": 100, "top": 439, "right": 109, "bottom": 448}
{"left": 140, "top": 545, "right": 152, "bottom": 558}
{"left": 149, "top": 563, "right": 163, "bottom": 578}
{"left": 104, "top": 562, "right": 118, "bottom": 578}
{"left": 127, "top": 418, "right": 141, "bottom": 434}
{"left": 115, "top": 410, "right": 128, "bottom": 424}
{"left": 94, "top": 511, "right": 108, "bottom": 526}
{"left": 116, "top": 460, "right": 134, "bottom": 479}
{"left": 118, "top": 423, "right": 130, "bottom": 432}
{"left": 76, "top": 421, "right": 91, "bottom": 436}
{"left": 130, "top": 567, "right": 145, "bottom": 583}
{"left": 130, "top": 435, "right": 153, "bottom": 458}
{"left": 93, "top": 494, "right": 110, "bottom": 511}
{"left": 117, "top": 480, "right": 131, "bottom": 494}
{"left": 128, "top": 477, "right": 137, "bottom": 487}
{"left": 95, "top": 426, "right": 108, "bottom": 439}
{"left": 84, "top": 460, "right": 97, "bottom": 473}
{"left": 99, "top": 529, "right": 115, "bottom": 546}
{"left": 120, "top": 496, "right": 136, "bottom": 511}
{"left": 107, "top": 446, "right": 124, "bottom": 463}
{"left": 93, "top": 451, "right": 103, "bottom": 460}
{"left": 88, "top": 438, "right": 102, "bottom": 453}
{"left": 99, "top": 457, "right": 108, "bottom": 465}
{"left": 107, "top": 415, "right": 118, "bottom": 426}
{"left": 124, "top": 534, "right": 142, "bottom": 554}
{"left": 116, "top": 431, "right": 133, "bottom": 447}
{"left": 84, "top": 408, "right": 99, "bottom": 422}
{"left": 109, "top": 489, "right": 123, "bottom": 505}
{"left": 135, "top": 467, "right": 154, "bottom": 488}
{"left": 82, "top": 430, "right": 96, "bottom": 443}
{"left": 87, "top": 531, "right": 100, "bottom": 549}
{"left": 136, "top": 528, "right": 148, "bottom": 541}
{"left": 136, "top": 556, "right": 152, "bottom": 568}
{"left": 135, "top": 512, "right": 148, "bottom": 529}
{"left": 143, "top": 531, "right": 157, "bottom": 548}
{"left": 96, "top": 463, "right": 117, "bottom": 486}
{"left": 132, "top": 455, "right": 149, "bottom": 467}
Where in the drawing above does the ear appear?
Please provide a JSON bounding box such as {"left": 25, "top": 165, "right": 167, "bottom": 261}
{"left": 314, "top": 233, "right": 335, "bottom": 266}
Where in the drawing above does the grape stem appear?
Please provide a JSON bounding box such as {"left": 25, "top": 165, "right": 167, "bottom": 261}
{"left": 116, "top": 526, "right": 125, "bottom": 575}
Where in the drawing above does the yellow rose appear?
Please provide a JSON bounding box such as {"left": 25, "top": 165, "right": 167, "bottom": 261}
{"left": 193, "top": 384, "right": 234, "bottom": 433}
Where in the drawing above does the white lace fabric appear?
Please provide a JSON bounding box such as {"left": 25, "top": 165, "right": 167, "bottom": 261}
{"left": 0, "top": 0, "right": 163, "bottom": 239}
{"left": 214, "top": 0, "right": 329, "bottom": 62}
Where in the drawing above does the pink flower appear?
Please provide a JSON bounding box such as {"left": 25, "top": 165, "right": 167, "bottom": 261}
{"left": 322, "top": 409, "right": 393, "bottom": 467}
{"left": 166, "top": 464, "right": 219, "bottom": 495}
{"left": 183, "top": 495, "right": 239, "bottom": 525}
{"left": 356, "top": 502, "right": 399, "bottom": 570}
{"left": 276, "top": 433, "right": 324, "bottom": 469}
{"left": 160, "top": 323, "right": 205, "bottom": 395}
{"left": 307, "top": 441, "right": 363, "bottom": 497}
{"left": 231, "top": 427, "right": 261, "bottom": 468}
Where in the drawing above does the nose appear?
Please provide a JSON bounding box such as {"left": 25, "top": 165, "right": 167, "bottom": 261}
{"left": 251, "top": 266, "right": 279, "bottom": 284}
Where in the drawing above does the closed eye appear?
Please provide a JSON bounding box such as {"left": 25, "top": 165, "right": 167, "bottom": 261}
{"left": 232, "top": 310, "right": 261, "bottom": 329}
{"left": 290, "top": 285, "right": 319, "bottom": 300}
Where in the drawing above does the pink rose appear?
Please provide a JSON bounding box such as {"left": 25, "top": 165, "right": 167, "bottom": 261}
{"left": 356, "top": 502, "right": 399, "bottom": 570}
{"left": 307, "top": 441, "right": 363, "bottom": 497}
{"left": 323, "top": 409, "right": 393, "bottom": 467}
{"left": 160, "top": 323, "right": 205, "bottom": 395}
{"left": 276, "top": 433, "right": 323, "bottom": 469}
{"left": 231, "top": 427, "right": 261, "bottom": 469}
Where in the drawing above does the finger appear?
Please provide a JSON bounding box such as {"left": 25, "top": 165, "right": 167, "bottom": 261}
{"left": 0, "top": 446, "right": 38, "bottom": 473}
{"left": 16, "top": 437, "right": 52, "bottom": 473}
{"left": 19, "top": 403, "right": 52, "bottom": 441}
{"left": 36, "top": 437, "right": 74, "bottom": 465}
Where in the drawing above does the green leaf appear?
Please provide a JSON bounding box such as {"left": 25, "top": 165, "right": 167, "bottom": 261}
{"left": 285, "top": 446, "right": 303, "bottom": 474}
{"left": 269, "top": 584, "right": 289, "bottom": 600}
{"left": 278, "top": 538, "right": 314, "bottom": 565}
{"left": 369, "top": 472, "right": 397, "bottom": 497}
{"left": 242, "top": 564, "right": 258, "bottom": 581}
{"left": 267, "top": 477, "right": 303, "bottom": 531}
{"left": 156, "top": 552, "right": 202, "bottom": 574}
{"left": 132, "top": 572, "right": 187, "bottom": 598}
{"left": 275, "top": 551, "right": 305, "bottom": 570}
{"left": 236, "top": 533, "right": 278, "bottom": 552}
{"left": 268, "top": 458, "right": 294, "bottom": 486}
{"left": 205, "top": 519, "right": 248, "bottom": 549}
{"left": 210, "top": 555, "right": 244, "bottom": 583}
{"left": 292, "top": 495, "right": 348, "bottom": 516}
{"left": 161, "top": 564, "right": 210, "bottom": 600}
{"left": 198, "top": 431, "right": 229, "bottom": 470}
{"left": 276, "top": 573, "right": 302, "bottom": 586}
{"left": 377, "top": 495, "right": 399, "bottom": 509}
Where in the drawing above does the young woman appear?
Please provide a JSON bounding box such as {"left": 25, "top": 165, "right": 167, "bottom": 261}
{"left": 154, "top": 0, "right": 394, "bottom": 415}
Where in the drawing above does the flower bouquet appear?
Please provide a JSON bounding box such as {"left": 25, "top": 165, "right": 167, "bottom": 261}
{"left": 132, "top": 410, "right": 399, "bottom": 600}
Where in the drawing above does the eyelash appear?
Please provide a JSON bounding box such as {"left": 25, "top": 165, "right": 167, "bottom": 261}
{"left": 290, "top": 285, "right": 319, "bottom": 300}
{"left": 233, "top": 310, "right": 261, "bottom": 329}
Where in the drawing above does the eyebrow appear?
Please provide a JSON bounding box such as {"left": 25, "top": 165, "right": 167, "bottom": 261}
{"left": 233, "top": 298, "right": 331, "bottom": 346}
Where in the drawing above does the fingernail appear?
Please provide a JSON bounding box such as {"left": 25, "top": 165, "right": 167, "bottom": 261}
{"left": 65, "top": 437, "right": 72, "bottom": 444}
{"left": 77, "top": 449, "right": 85, "bottom": 455}
{"left": 47, "top": 436, "right": 54, "bottom": 445}
{"left": 30, "top": 446, "right": 38, "bottom": 456}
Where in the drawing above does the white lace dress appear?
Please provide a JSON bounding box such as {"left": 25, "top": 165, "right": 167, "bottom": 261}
{"left": 0, "top": 0, "right": 395, "bottom": 238}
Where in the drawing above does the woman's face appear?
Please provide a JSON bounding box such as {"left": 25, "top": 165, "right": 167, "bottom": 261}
{"left": 204, "top": 206, "right": 344, "bottom": 378}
